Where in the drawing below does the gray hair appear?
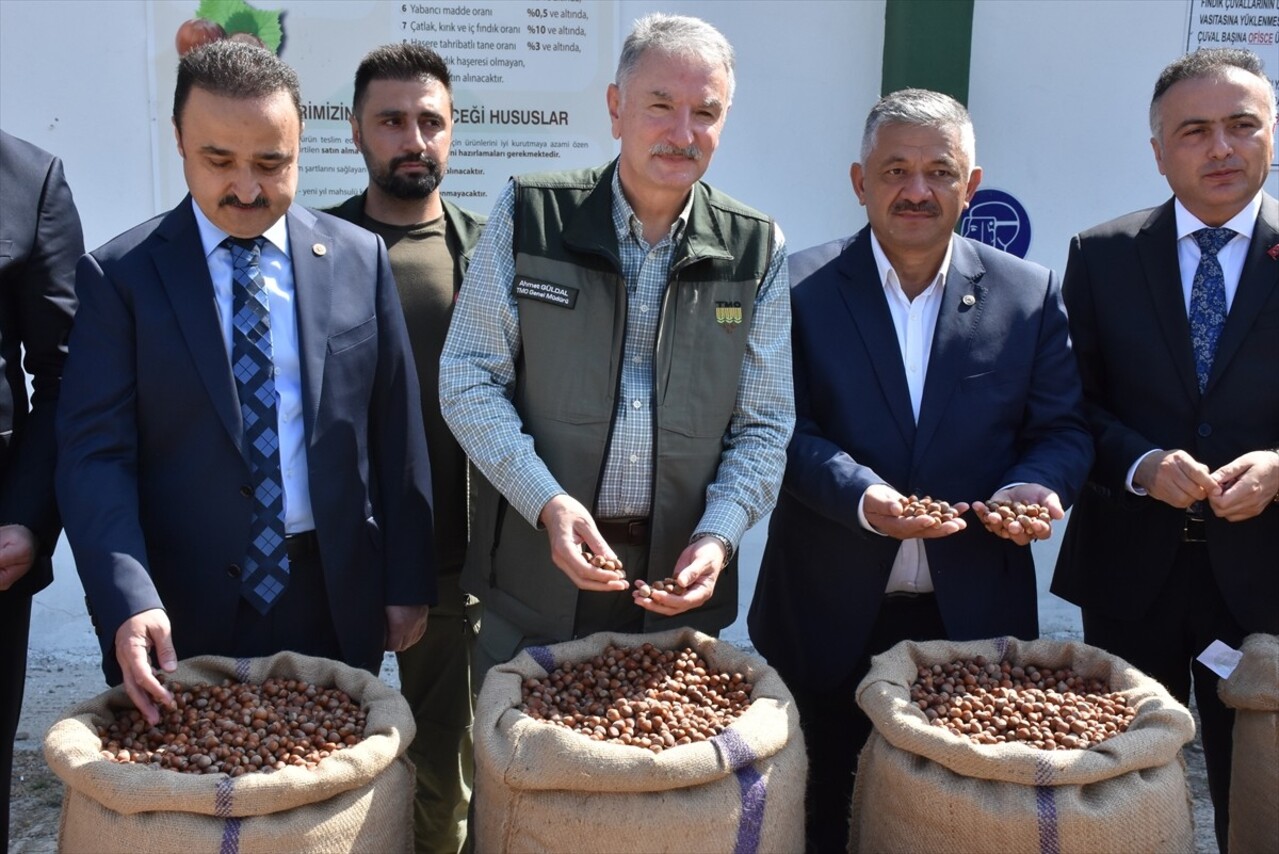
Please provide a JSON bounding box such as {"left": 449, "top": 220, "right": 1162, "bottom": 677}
{"left": 860, "top": 88, "right": 976, "bottom": 169}
{"left": 616, "top": 13, "right": 736, "bottom": 106}
{"left": 1149, "top": 48, "right": 1277, "bottom": 138}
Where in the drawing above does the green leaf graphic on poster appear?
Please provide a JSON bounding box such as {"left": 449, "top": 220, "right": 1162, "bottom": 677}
{"left": 194, "top": 0, "right": 283, "bottom": 53}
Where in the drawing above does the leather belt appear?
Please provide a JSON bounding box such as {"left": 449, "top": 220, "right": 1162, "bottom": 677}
{"left": 596, "top": 518, "right": 650, "bottom": 547}
{"left": 285, "top": 530, "right": 319, "bottom": 560}
{"left": 1183, "top": 515, "right": 1206, "bottom": 544}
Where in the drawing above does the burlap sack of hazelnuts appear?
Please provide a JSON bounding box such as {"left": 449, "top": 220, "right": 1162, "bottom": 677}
{"left": 473, "top": 627, "right": 806, "bottom": 854}
{"left": 1218, "top": 633, "right": 1279, "bottom": 854}
{"left": 43, "top": 651, "right": 415, "bottom": 854}
{"left": 851, "top": 637, "right": 1196, "bottom": 854}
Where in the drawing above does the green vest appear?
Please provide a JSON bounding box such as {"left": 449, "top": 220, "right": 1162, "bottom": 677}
{"left": 465, "top": 161, "right": 775, "bottom": 640}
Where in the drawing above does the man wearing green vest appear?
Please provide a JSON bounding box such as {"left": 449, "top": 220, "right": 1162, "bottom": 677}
{"left": 440, "top": 13, "right": 793, "bottom": 675}
{"left": 328, "top": 44, "right": 485, "bottom": 854}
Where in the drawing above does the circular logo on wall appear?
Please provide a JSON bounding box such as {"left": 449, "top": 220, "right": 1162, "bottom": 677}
{"left": 960, "top": 189, "right": 1031, "bottom": 259}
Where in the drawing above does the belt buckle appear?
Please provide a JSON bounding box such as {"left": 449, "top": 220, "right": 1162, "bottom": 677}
{"left": 1183, "top": 515, "right": 1207, "bottom": 543}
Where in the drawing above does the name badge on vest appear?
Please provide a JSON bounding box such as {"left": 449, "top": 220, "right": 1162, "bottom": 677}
{"left": 514, "top": 277, "right": 579, "bottom": 309}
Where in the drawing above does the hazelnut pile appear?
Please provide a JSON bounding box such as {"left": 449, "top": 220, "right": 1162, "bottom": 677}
{"left": 899, "top": 495, "right": 960, "bottom": 522}
{"left": 519, "top": 643, "right": 753, "bottom": 753}
{"left": 97, "top": 678, "right": 366, "bottom": 775}
{"left": 986, "top": 500, "right": 1052, "bottom": 526}
{"left": 910, "top": 657, "right": 1136, "bottom": 750}
{"left": 633, "top": 577, "right": 689, "bottom": 600}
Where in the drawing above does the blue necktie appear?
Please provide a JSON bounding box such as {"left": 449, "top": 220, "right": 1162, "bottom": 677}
{"left": 1189, "top": 227, "right": 1233, "bottom": 393}
{"left": 226, "top": 237, "right": 289, "bottom": 614}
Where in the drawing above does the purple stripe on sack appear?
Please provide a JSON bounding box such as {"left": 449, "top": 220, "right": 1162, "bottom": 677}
{"left": 526, "top": 645, "right": 556, "bottom": 673}
{"left": 995, "top": 636, "right": 1011, "bottom": 663}
{"left": 711, "top": 728, "right": 756, "bottom": 771}
{"left": 711, "top": 729, "right": 768, "bottom": 854}
{"left": 1033, "top": 754, "right": 1055, "bottom": 787}
{"left": 215, "top": 776, "right": 235, "bottom": 817}
{"left": 216, "top": 777, "right": 241, "bottom": 854}
{"left": 733, "top": 765, "right": 766, "bottom": 854}
{"left": 220, "top": 817, "right": 242, "bottom": 854}
{"left": 1034, "top": 755, "right": 1060, "bottom": 854}
{"left": 235, "top": 657, "right": 251, "bottom": 682}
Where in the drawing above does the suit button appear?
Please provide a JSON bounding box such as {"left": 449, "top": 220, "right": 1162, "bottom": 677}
{"left": 240, "top": 485, "right": 253, "bottom": 498}
{"left": 1197, "top": 423, "right": 1212, "bottom": 438}
{"left": 227, "top": 564, "right": 242, "bottom": 579}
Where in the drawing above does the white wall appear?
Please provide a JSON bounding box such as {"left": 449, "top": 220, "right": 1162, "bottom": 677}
{"left": 0, "top": 0, "right": 879, "bottom": 253}
{"left": 972, "top": 0, "right": 1177, "bottom": 274}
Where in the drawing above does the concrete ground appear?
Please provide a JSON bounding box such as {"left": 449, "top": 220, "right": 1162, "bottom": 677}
{"left": 10, "top": 513, "right": 1218, "bottom": 853}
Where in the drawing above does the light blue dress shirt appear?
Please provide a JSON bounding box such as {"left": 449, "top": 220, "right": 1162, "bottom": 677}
{"left": 191, "top": 202, "right": 314, "bottom": 533}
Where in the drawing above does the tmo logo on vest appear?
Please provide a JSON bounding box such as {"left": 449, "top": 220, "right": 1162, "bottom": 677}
{"left": 715, "top": 301, "right": 743, "bottom": 329}
{"left": 960, "top": 188, "right": 1032, "bottom": 259}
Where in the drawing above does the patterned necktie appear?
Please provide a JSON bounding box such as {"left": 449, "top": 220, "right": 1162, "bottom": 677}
{"left": 226, "top": 237, "right": 289, "bottom": 614}
{"left": 1189, "top": 227, "right": 1234, "bottom": 393}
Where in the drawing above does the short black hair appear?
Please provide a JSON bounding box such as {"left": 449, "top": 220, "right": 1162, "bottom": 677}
{"left": 352, "top": 43, "right": 452, "bottom": 116}
{"left": 173, "top": 40, "right": 302, "bottom": 130}
{"left": 1150, "top": 48, "right": 1275, "bottom": 136}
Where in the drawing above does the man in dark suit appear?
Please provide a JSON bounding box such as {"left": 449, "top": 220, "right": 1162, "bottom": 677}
{"left": 749, "top": 89, "right": 1093, "bottom": 853}
{"left": 56, "top": 40, "right": 435, "bottom": 726}
{"left": 1052, "top": 48, "right": 1279, "bottom": 851}
{"left": 0, "top": 130, "right": 82, "bottom": 849}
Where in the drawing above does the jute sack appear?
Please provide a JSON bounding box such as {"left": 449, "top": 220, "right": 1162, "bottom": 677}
{"left": 852, "top": 637, "right": 1195, "bottom": 854}
{"left": 473, "top": 627, "right": 806, "bottom": 853}
{"left": 1218, "top": 633, "right": 1279, "bottom": 854}
{"left": 44, "top": 651, "right": 415, "bottom": 854}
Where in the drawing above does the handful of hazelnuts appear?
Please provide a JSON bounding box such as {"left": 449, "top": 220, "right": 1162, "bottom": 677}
{"left": 585, "top": 550, "right": 694, "bottom": 601}
{"left": 899, "top": 496, "right": 1054, "bottom": 538}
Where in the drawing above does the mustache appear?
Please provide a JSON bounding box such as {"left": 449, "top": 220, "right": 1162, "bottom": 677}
{"left": 218, "top": 194, "right": 269, "bottom": 209}
{"left": 891, "top": 200, "right": 941, "bottom": 215}
{"left": 390, "top": 153, "right": 441, "bottom": 172}
{"left": 650, "top": 143, "right": 701, "bottom": 160}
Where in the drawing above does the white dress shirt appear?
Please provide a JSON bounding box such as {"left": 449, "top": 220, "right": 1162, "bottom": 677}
{"left": 1124, "top": 191, "right": 1262, "bottom": 494}
{"left": 192, "top": 202, "right": 314, "bottom": 533}
{"left": 856, "top": 230, "right": 954, "bottom": 594}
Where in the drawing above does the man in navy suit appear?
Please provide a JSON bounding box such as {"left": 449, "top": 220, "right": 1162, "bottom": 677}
{"left": 56, "top": 40, "right": 435, "bottom": 725}
{"left": 1052, "top": 48, "right": 1279, "bottom": 851}
{"left": 749, "top": 89, "right": 1092, "bottom": 853}
{"left": 0, "top": 130, "right": 82, "bottom": 849}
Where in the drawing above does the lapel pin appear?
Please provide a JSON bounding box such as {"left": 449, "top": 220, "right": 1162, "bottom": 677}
{"left": 1267, "top": 243, "right": 1279, "bottom": 261}
{"left": 961, "top": 294, "right": 976, "bottom": 306}
{"left": 313, "top": 243, "right": 327, "bottom": 257}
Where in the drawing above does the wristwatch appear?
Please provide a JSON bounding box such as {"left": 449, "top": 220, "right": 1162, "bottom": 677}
{"left": 695, "top": 532, "right": 735, "bottom": 563}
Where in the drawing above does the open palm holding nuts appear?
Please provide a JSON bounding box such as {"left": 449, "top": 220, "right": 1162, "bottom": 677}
{"left": 889, "top": 493, "right": 1059, "bottom": 542}
{"left": 971, "top": 498, "right": 1057, "bottom": 541}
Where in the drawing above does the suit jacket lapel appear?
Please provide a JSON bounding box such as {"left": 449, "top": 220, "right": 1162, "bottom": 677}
{"left": 914, "top": 238, "right": 985, "bottom": 462}
{"left": 1137, "top": 199, "right": 1200, "bottom": 403}
{"left": 151, "top": 197, "right": 245, "bottom": 458}
{"left": 1207, "top": 192, "right": 1279, "bottom": 394}
{"left": 835, "top": 229, "right": 916, "bottom": 445}
{"left": 287, "top": 205, "right": 331, "bottom": 443}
